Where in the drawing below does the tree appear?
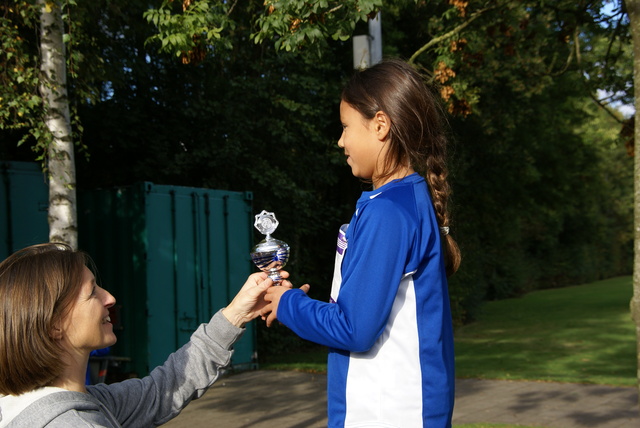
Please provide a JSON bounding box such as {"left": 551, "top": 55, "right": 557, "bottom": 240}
{"left": 108, "top": 0, "right": 631, "bottom": 316}
{"left": 38, "top": 0, "right": 77, "bottom": 248}
{"left": 1, "top": 0, "right": 80, "bottom": 248}
{"left": 135, "top": 0, "right": 635, "bottom": 363}
{"left": 624, "top": 0, "right": 640, "bottom": 406}
{"left": 144, "top": 0, "right": 383, "bottom": 58}
{"left": 75, "top": 0, "right": 357, "bottom": 292}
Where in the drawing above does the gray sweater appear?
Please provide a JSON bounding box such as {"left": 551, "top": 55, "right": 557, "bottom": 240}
{"left": 6, "top": 310, "right": 243, "bottom": 427}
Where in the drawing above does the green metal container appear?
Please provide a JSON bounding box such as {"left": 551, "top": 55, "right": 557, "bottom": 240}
{"left": 78, "top": 182, "right": 256, "bottom": 377}
{"left": 0, "top": 161, "right": 49, "bottom": 260}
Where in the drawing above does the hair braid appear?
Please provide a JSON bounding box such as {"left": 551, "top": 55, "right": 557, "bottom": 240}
{"left": 426, "top": 155, "right": 460, "bottom": 276}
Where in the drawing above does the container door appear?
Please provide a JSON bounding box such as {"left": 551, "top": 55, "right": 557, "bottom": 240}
{"left": 145, "top": 186, "right": 196, "bottom": 370}
{"left": 80, "top": 182, "right": 255, "bottom": 376}
{"left": 145, "top": 184, "right": 255, "bottom": 371}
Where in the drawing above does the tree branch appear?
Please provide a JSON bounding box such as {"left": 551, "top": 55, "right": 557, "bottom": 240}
{"left": 227, "top": 0, "right": 239, "bottom": 16}
{"left": 327, "top": 4, "right": 344, "bottom": 15}
{"left": 547, "top": 26, "right": 578, "bottom": 76}
{"left": 408, "top": 5, "right": 498, "bottom": 65}
{"left": 603, "top": 10, "right": 626, "bottom": 68}
{"left": 589, "top": 91, "right": 626, "bottom": 125}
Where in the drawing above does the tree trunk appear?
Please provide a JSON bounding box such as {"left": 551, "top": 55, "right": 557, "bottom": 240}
{"left": 626, "top": 0, "right": 640, "bottom": 408}
{"left": 38, "top": 0, "right": 78, "bottom": 249}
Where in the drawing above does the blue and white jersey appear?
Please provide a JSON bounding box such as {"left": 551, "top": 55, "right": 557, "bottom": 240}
{"left": 277, "top": 173, "right": 455, "bottom": 427}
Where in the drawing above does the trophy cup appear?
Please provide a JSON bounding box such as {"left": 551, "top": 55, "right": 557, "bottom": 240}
{"left": 250, "top": 210, "right": 290, "bottom": 284}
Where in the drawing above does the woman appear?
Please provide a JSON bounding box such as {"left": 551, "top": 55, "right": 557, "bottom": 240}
{"left": 0, "top": 242, "right": 278, "bottom": 427}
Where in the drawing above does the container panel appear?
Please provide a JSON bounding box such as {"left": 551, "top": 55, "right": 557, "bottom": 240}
{"left": 223, "top": 192, "right": 257, "bottom": 368}
{"left": 0, "top": 162, "right": 49, "bottom": 260}
{"left": 172, "top": 192, "right": 200, "bottom": 346}
{"left": 206, "top": 194, "right": 231, "bottom": 310}
{"left": 145, "top": 189, "right": 183, "bottom": 372}
{"left": 78, "top": 184, "right": 148, "bottom": 378}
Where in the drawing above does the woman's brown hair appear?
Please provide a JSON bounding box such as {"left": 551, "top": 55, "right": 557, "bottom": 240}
{"left": 342, "top": 59, "right": 461, "bottom": 276}
{"left": 0, "top": 243, "right": 88, "bottom": 395}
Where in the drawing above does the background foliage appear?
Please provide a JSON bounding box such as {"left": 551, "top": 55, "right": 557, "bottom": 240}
{"left": 0, "top": 0, "right": 634, "bottom": 357}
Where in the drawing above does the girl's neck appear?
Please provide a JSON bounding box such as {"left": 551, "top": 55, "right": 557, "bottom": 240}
{"left": 373, "top": 166, "right": 415, "bottom": 189}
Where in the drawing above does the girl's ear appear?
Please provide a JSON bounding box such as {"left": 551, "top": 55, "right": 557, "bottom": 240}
{"left": 373, "top": 110, "right": 391, "bottom": 141}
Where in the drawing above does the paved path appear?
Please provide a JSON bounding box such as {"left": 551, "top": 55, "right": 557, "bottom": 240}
{"left": 163, "top": 370, "right": 639, "bottom": 427}
{"left": 453, "top": 378, "right": 638, "bottom": 427}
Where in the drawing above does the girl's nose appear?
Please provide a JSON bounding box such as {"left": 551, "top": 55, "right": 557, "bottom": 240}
{"left": 337, "top": 134, "right": 345, "bottom": 149}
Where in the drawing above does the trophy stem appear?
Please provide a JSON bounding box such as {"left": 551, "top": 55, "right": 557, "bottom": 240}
{"left": 268, "top": 270, "right": 283, "bottom": 284}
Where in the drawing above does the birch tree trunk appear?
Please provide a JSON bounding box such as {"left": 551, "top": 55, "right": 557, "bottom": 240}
{"left": 626, "top": 0, "right": 640, "bottom": 406}
{"left": 38, "top": 0, "right": 78, "bottom": 249}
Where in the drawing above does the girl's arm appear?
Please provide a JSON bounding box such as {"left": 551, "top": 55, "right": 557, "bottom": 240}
{"left": 269, "top": 199, "right": 417, "bottom": 352}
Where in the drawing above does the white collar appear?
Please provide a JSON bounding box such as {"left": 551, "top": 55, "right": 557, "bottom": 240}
{"left": 0, "top": 386, "right": 66, "bottom": 427}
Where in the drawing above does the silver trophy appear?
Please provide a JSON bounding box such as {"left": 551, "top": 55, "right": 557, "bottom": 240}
{"left": 250, "top": 210, "right": 290, "bottom": 284}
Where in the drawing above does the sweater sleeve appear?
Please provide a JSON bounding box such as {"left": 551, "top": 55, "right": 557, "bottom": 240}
{"left": 278, "top": 198, "right": 415, "bottom": 352}
{"left": 88, "top": 309, "right": 244, "bottom": 427}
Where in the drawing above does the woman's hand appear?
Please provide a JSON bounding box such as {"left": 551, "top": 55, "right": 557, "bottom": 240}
{"left": 222, "top": 271, "right": 289, "bottom": 327}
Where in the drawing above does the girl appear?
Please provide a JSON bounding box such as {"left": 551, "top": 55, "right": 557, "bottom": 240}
{"left": 0, "top": 243, "right": 279, "bottom": 427}
{"left": 262, "top": 59, "right": 461, "bottom": 427}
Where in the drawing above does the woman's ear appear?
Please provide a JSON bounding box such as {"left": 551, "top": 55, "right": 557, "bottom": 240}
{"left": 50, "top": 326, "right": 62, "bottom": 340}
{"left": 373, "top": 110, "right": 391, "bottom": 141}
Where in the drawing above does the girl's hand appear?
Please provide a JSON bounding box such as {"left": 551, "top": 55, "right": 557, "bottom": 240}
{"left": 261, "top": 282, "right": 310, "bottom": 327}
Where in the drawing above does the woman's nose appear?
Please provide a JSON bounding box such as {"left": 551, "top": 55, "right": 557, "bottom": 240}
{"left": 103, "top": 289, "right": 116, "bottom": 307}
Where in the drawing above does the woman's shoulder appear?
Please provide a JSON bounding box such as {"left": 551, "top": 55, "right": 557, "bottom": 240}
{"left": 28, "top": 408, "right": 116, "bottom": 428}
{"left": 4, "top": 390, "right": 116, "bottom": 427}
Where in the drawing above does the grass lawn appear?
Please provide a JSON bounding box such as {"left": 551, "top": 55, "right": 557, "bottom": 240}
{"left": 263, "top": 276, "right": 637, "bottom": 388}
{"left": 454, "top": 276, "right": 637, "bottom": 386}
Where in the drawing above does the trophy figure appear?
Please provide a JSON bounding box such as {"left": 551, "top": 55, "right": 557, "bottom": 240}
{"left": 250, "top": 210, "right": 290, "bottom": 284}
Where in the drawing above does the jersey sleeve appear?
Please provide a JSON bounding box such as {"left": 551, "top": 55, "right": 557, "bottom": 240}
{"left": 277, "top": 197, "right": 416, "bottom": 352}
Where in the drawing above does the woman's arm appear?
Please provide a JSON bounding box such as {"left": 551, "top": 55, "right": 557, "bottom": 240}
{"left": 89, "top": 273, "right": 276, "bottom": 426}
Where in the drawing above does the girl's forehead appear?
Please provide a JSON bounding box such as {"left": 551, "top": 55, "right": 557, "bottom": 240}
{"left": 339, "top": 101, "right": 358, "bottom": 117}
